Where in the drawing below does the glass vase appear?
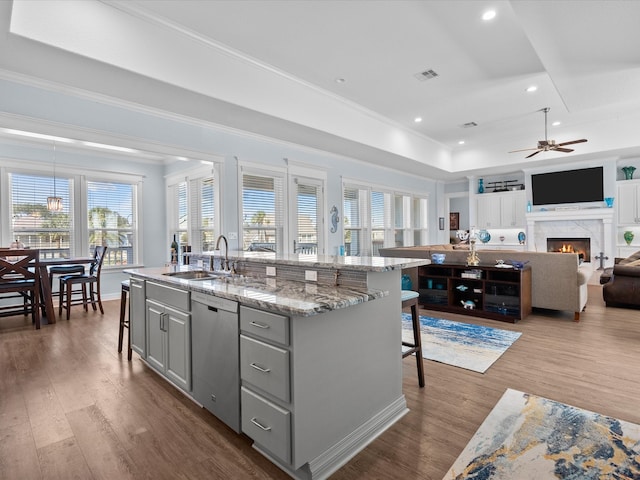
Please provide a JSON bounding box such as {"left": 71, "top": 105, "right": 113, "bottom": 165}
{"left": 622, "top": 166, "right": 636, "bottom": 180}
{"left": 478, "top": 178, "right": 484, "bottom": 194}
{"left": 624, "top": 231, "right": 634, "bottom": 245}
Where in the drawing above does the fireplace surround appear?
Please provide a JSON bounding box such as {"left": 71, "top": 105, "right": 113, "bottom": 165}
{"left": 526, "top": 208, "right": 614, "bottom": 272}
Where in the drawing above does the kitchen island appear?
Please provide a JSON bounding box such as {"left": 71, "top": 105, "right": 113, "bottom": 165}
{"left": 125, "top": 253, "right": 428, "bottom": 480}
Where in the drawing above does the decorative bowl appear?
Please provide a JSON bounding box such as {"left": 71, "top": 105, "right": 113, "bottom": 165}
{"left": 510, "top": 260, "right": 529, "bottom": 270}
{"left": 431, "top": 253, "right": 446, "bottom": 264}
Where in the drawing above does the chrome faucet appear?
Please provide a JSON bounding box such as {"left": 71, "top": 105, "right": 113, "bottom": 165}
{"left": 215, "top": 234, "right": 229, "bottom": 271}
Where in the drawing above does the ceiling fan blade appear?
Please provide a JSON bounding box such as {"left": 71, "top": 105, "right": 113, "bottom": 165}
{"left": 554, "top": 147, "right": 574, "bottom": 153}
{"left": 557, "top": 139, "right": 588, "bottom": 146}
{"left": 525, "top": 150, "right": 542, "bottom": 158}
{"left": 508, "top": 147, "right": 539, "bottom": 153}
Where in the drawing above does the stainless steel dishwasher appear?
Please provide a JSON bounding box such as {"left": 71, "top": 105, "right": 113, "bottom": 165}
{"left": 191, "top": 291, "right": 240, "bottom": 432}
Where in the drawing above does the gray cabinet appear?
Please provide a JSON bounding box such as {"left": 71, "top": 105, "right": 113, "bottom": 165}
{"left": 239, "top": 305, "right": 293, "bottom": 465}
{"left": 191, "top": 291, "right": 240, "bottom": 432}
{"left": 145, "top": 281, "right": 191, "bottom": 392}
{"left": 129, "top": 277, "right": 146, "bottom": 358}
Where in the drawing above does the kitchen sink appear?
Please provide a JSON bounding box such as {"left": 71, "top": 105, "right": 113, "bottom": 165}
{"left": 163, "top": 270, "right": 227, "bottom": 280}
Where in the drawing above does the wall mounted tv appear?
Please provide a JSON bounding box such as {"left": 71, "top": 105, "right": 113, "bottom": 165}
{"left": 531, "top": 167, "right": 604, "bottom": 205}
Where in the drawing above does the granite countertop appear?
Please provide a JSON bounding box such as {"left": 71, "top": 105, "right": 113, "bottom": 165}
{"left": 125, "top": 266, "right": 389, "bottom": 317}
{"left": 194, "top": 251, "right": 430, "bottom": 272}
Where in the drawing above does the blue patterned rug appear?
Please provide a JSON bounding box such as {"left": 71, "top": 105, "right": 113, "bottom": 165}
{"left": 401, "top": 314, "right": 521, "bottom": 373}
{"left": 444, "top": 388, "right": 640, "bottom": 479}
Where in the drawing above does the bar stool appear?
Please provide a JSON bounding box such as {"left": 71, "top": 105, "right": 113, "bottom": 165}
{"left": 49, "top": 264, "right": 85, "bottom": 296}
{"left": 118, "top": 280, "right": 132, "bottom": 361}
{"left": 401, "top": 290, "right": 425, "bottom": 388}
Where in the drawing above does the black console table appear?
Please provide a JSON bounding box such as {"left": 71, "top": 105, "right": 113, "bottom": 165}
{"left": 417, "top": 263, "right": 532, "bottom": 323}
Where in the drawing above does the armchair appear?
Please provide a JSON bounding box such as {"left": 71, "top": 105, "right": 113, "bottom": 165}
{"left": 601, "top": 252, "right": 640, "bottom": 308}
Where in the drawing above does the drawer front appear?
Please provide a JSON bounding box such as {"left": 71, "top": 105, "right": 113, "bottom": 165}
{"left": 241, "top": 387, "right": 291, "bottom": 464}
{"left": 240, "top": 306, "right": 289, "bottom": 345}
{"left": 240, "top": 335, "right": 290, "bottom": 403}
{"left": 147, "top": 281, "right": 190, "bottom": 312}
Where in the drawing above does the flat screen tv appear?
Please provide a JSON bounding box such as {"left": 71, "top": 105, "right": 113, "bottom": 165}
{"left": 531, "top": 167, "right": 603, "bottom": 206}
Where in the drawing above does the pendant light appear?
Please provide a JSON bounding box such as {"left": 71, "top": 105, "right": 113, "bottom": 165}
{"left": 47, "top": 141, "right": 63, "bottom": 211}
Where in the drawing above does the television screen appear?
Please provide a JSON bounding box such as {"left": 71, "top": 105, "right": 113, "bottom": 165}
{"left": 531, "top": 167, "right": 603, "bottom": 205}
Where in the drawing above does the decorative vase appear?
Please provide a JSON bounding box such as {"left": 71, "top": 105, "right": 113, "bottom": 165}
{"left": 624, "top": 231, "right": 634, "bottom": 245}
{"left": 517, "top": 231, "right": 526, "bottom": 244}
{"left": 622, "top": 166, "right": 636, "bottom": 180}
{"left": 604, "top": 197, "right": 614, "bottom": 208}
{"left": 477, "top": 229, "right": 491, "bottom": 243}
{"left": 478, "top": 178, "right": 484, "bottom": 194}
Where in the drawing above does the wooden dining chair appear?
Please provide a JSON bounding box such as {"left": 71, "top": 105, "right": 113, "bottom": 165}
{"left": 59, "top": 246, "right": 108, "bottom": 320}
{"left": 0, "top": 248, "right": 41, "bottom": 329}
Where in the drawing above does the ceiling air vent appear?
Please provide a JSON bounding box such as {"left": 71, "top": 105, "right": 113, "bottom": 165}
{"left": 414, "top": 69, "right": 439, "bottom": 81}
{"left": 461, "top": 122, "right": 478, "bottom": 128}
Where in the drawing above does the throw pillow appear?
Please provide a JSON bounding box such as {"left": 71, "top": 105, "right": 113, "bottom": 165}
{"left": 624, "top": 258, "right": 640, "bottom": 267}
{"left": 619, "top": 250, "right": 640, "bottom": 265}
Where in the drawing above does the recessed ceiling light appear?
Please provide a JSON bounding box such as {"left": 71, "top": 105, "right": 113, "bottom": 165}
{"left": 176, "top": 156, "right": 189, "bottom": 161}
{"left": 552, "top": 121, "right": 561, "bottom": 126}
{"left": 482, "top": 10, "right": 496, "bottom": 21}
{"left": 335, "top": 78, "right": 346, "bottom": 84}
{"left": 414, "top": 117, "right": 423, "bottom": 123}
{"left": 526, "top": 85, "right": 538, "bottom": 93}
{"left": 458, "top": 140, "right": 465, "bottom": 145}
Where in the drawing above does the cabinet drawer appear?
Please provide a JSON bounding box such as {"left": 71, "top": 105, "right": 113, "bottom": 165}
{"left": 147, "top": 281, "right": 190, "bottom": 312}
{"left": 241, "top": 387, "right": 291, "bottom": 464}
{"left": 240, "top": 335, "right": 290, "bottom": 403}
{"left": 240, "top": 306, "right": 289, "bottom": 345}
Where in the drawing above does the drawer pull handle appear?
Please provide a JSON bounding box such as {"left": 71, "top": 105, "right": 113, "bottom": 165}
{"left": 250, "top": 321, "right": 270, "bottom": 329}
{"left": 250, "top": 362, "right": 271, "bottom": 373}
{"left": 251, "top": 417, "right": 272, "bottom": 432}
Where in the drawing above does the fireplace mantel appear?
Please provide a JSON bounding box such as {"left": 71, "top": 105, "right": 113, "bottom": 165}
{"left": 525, "top": 208, "right": 614, "bottom": 268}
{"left": 525, "top": 208, "right": 614, "bottom": 223}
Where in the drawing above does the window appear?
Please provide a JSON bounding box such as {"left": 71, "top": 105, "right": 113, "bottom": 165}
{"left": 343, "top": 184, "right": 368, "bottom": 256}
{"left": 292, "top": 177, "right": 323, "bottom": 254}
{"left": 9, "top": 172, "right": 74, "bottom": 258}
{"left": 241, "top": 169, "right": 285, "bottom": 253}
{"left": 87, "top": 180, "right": 136, "bottom": 266}
{"left": 167, "top": 166, "right": 219, "bottom": 263}
{"left": 343, "top": 180, "right": 428, "bottom": 255}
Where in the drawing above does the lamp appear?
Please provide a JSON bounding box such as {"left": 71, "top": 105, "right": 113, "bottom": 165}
{"left": 47, "top": 141, "right": 63, "bottom": 211}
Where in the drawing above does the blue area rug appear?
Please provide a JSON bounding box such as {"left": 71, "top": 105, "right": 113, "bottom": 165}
{"left": 444, "top": 388, "right": 640, "bottom": 479}
{"left": 401, "top": 314, "right": 521, "bottom": 373}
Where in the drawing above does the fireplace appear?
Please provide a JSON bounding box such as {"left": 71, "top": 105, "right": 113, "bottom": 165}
{"left": 547, "top": 237, "right": 591, "bottom": 262}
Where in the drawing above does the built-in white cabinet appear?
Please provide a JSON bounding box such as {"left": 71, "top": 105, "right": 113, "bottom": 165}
{"left": 129, "top": 277, "right": 146, "bottom": 358}
{"left": 476, "top": 190, "right": 526, "bottom": 229}
{"left": 617, "top": 180, "right": 640, "bottom": 225}
{"left": 145, "top": 281, "right": 192, "bottom": 392}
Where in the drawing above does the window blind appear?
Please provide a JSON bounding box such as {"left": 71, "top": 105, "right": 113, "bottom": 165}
{"left": 87, "top": 180, "right": 136, "bottom": 266}
{"left": 295, "top": 181, "right": 319, "bottom": 254}
{"left": 9, "top": 172, "right": 74, "bottom": 258}
{"left": 241, "top": 172, "right": 284, "bottom": 253}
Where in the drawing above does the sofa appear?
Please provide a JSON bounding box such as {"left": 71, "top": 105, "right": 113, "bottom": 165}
{"left": 600, "top": 250, "right": 640, "bottom": 308}
{"left": 379, "top": 245, "right": 593, "bottom": 321}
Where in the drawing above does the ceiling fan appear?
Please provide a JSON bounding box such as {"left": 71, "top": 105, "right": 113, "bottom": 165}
{"left": 509, "top": 107, "right": 587, "bottom": 158}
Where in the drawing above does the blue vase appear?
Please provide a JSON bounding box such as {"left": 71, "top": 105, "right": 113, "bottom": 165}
{"left": 401, "top": 274, "right": 412, "bottom": 290}
{"left": 478, "top": 178, "right": 484, "bottom": 194}
{"left": 518, "top": 231, "right": 526, "bottom": 244}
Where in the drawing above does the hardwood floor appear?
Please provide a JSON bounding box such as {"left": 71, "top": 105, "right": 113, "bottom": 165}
{"left": 1, "top": 285, "right": 639, "bottom": 479}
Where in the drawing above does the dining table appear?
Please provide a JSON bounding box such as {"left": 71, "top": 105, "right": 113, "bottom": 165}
{"left": 39, "top": 257, "right": 95, "bottom": 323}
